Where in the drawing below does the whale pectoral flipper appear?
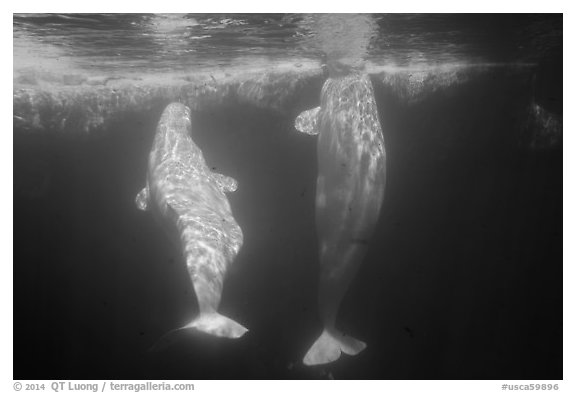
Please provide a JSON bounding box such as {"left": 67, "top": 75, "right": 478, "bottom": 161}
{"left": 295, "top": 106, "right": 320, "bottom": 135}
{"left": 183, "top": 312, "right": 248, "bottom": 338}
{"left": 303, "top": 329, "right": 367, "bottom": 366}
{"left": 212, "top": 173, "right": 238, "bottom": 193}
{"left": 135, "top": 186, "right": 150, "bottom": 211}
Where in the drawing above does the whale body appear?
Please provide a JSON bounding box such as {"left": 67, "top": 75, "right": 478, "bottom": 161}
{"left": 295, "top": 71, "right": 386, "bottom": 365}
{"left": 136, "top": 102, "right": 247, "bottom": 339}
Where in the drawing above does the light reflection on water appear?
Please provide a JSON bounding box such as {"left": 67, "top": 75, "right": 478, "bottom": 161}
{"left": 13, "top": 13, "right": 561, "bottom": 80}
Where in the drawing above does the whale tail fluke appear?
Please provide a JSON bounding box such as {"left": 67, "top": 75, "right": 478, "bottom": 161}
{"left": 147, "top": 312, "right": 248, "bottom": 353}
{"left": 184, "top": 312, "right": 248, "bottom": 339}
{"left": 303, "top": 328, "right": 367, "bottom": 366}
{"left": 148, "top": 328, "right": 186, "bottom": 353}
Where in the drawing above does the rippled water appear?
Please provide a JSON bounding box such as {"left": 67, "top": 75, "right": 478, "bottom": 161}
{"left": 13, "top": 13, "right": 562, "bottom": 77}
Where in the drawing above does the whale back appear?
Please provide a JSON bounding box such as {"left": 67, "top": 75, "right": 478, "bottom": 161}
{"left": 150, "top": 102, "right": 207, "bottom": 172}
{"left": 317, "top": 74, "right": 386, "bottom": 222}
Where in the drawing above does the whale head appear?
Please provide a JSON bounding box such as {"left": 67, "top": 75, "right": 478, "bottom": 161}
{"left": 160, "top": 102, "right": 192, "bottom": 134}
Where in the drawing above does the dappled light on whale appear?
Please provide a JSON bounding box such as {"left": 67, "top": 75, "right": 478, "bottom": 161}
{"left": 136, "top": 102, "right": 247, "bottom": 341}
{"left": 296, "top": 71, "right": 386, "bottom": 366}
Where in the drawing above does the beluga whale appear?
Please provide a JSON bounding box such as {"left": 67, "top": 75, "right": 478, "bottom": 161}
{"left": 136, "top": 102, "right": 248, "bottom": 339}
{"left": 295, "top": 60, "right": 386, "bottom": 365}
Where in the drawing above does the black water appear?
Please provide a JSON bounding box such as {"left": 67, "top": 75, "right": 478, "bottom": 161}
{"left": 13, "top": 14, "right": 562, "bottom": 380}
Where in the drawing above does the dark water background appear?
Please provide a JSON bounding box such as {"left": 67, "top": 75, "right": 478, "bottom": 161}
{"left": 13, "top": 14, "right": 562, "bottom": 379}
